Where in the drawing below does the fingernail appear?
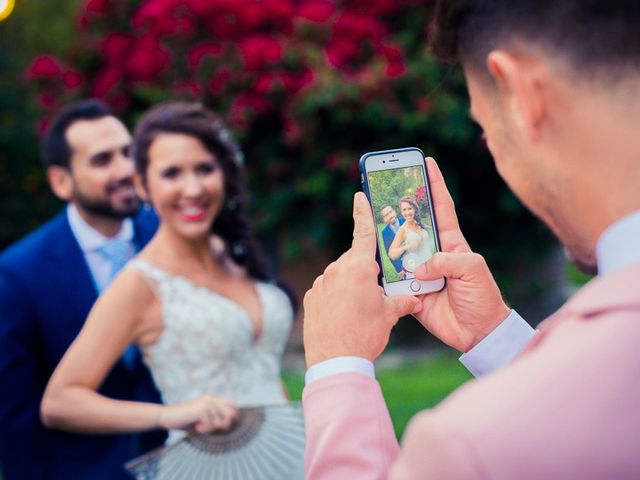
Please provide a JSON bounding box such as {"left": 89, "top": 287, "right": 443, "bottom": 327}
{"left": 414, "top": 263, "right": 427, "bottom": 278}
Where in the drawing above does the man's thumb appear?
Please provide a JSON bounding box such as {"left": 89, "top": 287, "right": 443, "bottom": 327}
{"left": 414, "top": 252, "right": 480, "bottom": 280}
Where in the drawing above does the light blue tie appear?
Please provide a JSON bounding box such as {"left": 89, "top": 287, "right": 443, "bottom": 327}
{"left": 99, "top": 238, "right": 133, "bottom": 283}
{"left": 98, "top": 238, "right": 139, "bottom": 370}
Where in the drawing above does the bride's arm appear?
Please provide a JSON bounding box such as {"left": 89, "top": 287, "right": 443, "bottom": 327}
{"left": 40, "top": 270, "right": 236, "bottom": 434}
{"left": 387, "top": 228, "right": 407, "bottom": 260}
{"left": 40, "top": 270, "right": 163, "bottom": 433}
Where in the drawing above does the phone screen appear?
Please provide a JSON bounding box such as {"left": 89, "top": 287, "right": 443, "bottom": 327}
{"left": 367, "top": 164, "right": 437, "bottom": 283}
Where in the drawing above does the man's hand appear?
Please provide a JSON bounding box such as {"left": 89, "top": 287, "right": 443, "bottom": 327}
{"left": 303, "top": 193, "right": 421, "bottom": 367}
{"left": 413, "top": 158, "right": 511, "bottom": 352}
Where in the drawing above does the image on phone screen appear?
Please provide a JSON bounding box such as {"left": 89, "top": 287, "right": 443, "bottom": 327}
{"left": 367, "top": 165, "right": 437, "bottom": 283}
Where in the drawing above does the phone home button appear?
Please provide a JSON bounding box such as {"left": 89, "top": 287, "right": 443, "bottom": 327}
{"left": 410, "top": 280, "right": 421, "bottom": 292}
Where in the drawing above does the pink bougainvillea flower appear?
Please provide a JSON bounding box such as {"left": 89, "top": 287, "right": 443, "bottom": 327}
{"left": 28, "top": 55, "right": 62, "bottom": 79}
{"left": 187, "top": 42, "right": 223, "bottom": 69}
{"left": 297, "top": 0, "right": 335, "bottom": 23}
{"left": 126, "top": 35, "right": 171, "bottom": 82}
{"left": 92, "top": 67, "right": 122, "bottom": 97}
{"left": 239, "top": 35, "right": 283, "bottom": 70}
{"left": 84, "top": 0, "right": 109, "bottom": 14}
{"left": 101, "top": 33, "right": 135, "bottom": 63}
{"left": 62, "top": 70, "right": 83, "bottom": 89}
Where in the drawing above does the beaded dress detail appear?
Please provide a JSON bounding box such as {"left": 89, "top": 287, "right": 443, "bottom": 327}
{"left": 127, "top": 259, "right": 292, "bottom": 411}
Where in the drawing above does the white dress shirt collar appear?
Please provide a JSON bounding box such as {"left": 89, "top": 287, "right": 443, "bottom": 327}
{"left": 67, "top": 203, "right": 134, "bottom": 253}
{"left": 596, "top": 209, "right": 640, "bottom": 276}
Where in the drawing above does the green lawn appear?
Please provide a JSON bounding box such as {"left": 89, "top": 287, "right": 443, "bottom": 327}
{"left": 283, "top": 350, "right": 473, "bottom": 438}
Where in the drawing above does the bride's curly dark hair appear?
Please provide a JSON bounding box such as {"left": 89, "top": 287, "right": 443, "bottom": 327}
{"left": 132, "top": 102, "right": 274, "bottom": 286}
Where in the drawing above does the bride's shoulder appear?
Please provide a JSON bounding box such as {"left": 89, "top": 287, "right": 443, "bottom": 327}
{"left": 104, "top": 265, "right": 159, "bottom": 315}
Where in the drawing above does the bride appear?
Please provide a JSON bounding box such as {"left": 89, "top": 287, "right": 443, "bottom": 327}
{"left": 388, "top": 195, "right": 436, "bottom": 278}
{"left": 41, "top": 102, "right": 302, "bottom": 477}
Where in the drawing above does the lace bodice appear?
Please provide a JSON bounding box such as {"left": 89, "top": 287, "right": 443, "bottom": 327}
{"left": 402, "top": 227, "right": 435, "bottom": 277}
{"left": 127, "top": 259, "right": 293, "bottom": 409}
{"left": 404, "top": 227, "right": 434, "bottom": 259}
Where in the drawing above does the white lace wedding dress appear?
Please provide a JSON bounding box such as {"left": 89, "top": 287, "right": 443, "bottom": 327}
{"left": 402, "top": 227, "right": 435, "bottom": 278}
{"left": 125, "top": 259, "right": 304, "bottom": 479}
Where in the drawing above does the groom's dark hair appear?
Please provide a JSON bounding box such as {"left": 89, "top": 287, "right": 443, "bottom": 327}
{"left": 430, "top": 0, "right": 640, "bottom": 80}
{"left": 42, "top": 99, "right": 112, "bottom": 169}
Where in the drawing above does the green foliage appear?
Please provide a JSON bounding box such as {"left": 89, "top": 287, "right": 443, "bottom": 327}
{"left": 0, "top": 1, "right": 557, "bottom": 324}
{"left": 0, "top": 1, "right": 81, "bottom": 248}
{"left": 368, "top": 167, "right": 422, "bottom": 222}
{"left": 282, "top": 350, "right": 472, "bottom": 438}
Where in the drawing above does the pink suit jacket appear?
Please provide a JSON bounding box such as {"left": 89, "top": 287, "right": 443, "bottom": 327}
{"left": 303, "top": 263, "right": 640, "bottom": 479}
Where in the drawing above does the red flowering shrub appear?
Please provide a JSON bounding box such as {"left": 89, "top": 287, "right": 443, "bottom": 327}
{"left": 28, "top": 0, "right": 483, "bottom": 259}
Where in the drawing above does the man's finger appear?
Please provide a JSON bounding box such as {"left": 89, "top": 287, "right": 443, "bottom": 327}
{"left": 414, "top": 251, "right": 483, "bottom": 280}
{"left": 351, "top": 191, "right": 377, "bottom": 255}
{"left": 425, "top": 157, "right": 470, "bottom": 253}
{"left": 387, "top": 294, "right": 422, "bottom": 319}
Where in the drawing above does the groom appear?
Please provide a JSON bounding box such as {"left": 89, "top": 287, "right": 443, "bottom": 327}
{"left": 303, "top": 0, "right": 640, "bottom": 478}
{"left": 0, "top": 100, "right": 164, "bottom": 480}
{"left": 379, "top": 205, "right": 405, "bottom": 279}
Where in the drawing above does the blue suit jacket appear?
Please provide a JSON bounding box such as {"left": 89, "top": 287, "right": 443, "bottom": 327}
{"left": 0, "top": 207, "right": 165, "bottom": 480}
{"left": 381, "top": 217, "right": 405, "bottom": 273}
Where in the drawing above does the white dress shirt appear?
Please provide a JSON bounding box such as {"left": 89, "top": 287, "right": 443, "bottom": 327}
{"left": 66, "top": 204, "right": 135, "bottom": 292}
{"left": 305, "top": 209, "right": 640, "bottom": 385}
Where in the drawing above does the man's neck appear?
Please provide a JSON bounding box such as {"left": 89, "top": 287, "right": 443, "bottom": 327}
{"left": 557, "top": 82, "right": 640, "bottom": 249}
{"left": 71, "top": 203, "right": 124, "bottom": 238}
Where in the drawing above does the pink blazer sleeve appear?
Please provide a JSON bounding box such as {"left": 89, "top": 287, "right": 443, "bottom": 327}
{"left": 303, "top": 372, "right": 400, "bottom": 480}
{"left": 303, "top": 372, "right": 482, "bottom": 480}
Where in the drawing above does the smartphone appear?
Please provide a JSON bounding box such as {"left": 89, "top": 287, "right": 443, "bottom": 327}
{"left": 359, "top": 147, "right": 445, "bottom": 296}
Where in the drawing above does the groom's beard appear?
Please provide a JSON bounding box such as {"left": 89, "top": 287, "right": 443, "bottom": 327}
{"left": 72, "top": 179, "right": 141, "bottom": 219}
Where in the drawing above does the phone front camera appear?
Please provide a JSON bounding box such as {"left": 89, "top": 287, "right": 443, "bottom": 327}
{"left": 383, "top": 160, "right": 386, "bottom": 163}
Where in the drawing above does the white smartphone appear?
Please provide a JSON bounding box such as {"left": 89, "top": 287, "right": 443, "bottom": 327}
{"left": 359, "top": 147, "right": 445, "bottom": 296}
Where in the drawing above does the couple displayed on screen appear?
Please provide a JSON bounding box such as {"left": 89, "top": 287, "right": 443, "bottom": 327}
{"left": 380, "top": 196, "right": 435, "bottom": 280}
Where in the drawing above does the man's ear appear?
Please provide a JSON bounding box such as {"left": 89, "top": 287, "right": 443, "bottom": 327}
{"left": 486, "top": 50, "right": 547, "bottom": 141}
{"left": 46, "top": 166, "right": 74, "bottom": 201}
{"left": 133, "top": 173, "right": 149, "bottom": 203}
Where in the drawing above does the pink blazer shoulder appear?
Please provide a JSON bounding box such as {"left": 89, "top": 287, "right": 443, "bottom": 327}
{"left": 303, "top": 263, "right": 640, "bottom": 479}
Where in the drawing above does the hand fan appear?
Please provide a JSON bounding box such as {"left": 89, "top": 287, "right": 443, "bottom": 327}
{"left": 125, "top": 403, "right": 305, "bottom": 479}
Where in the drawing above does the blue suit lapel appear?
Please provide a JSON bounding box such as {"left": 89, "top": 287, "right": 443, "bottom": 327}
{"left": 47, "top": 211, "right": 98, "bottom": 321}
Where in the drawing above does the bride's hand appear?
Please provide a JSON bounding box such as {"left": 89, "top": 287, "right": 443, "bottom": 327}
{"left": 158, "top": 395, "right": 238, "bottom": 433}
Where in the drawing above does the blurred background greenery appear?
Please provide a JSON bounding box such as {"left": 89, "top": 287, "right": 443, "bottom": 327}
{"left": 0, "top": 0, "right": 568, "bottom": 322}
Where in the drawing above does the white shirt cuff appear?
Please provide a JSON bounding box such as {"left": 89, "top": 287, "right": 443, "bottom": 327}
{"left": 305, "top": 356, "right": 375, "bottom": 386}
{"left": 459, "top": 309, "right": 535, "bottom": 377}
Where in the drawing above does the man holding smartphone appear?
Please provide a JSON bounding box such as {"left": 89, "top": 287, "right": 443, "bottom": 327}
{"left": 302, "top": 1, "right": 640, "bottom": 478}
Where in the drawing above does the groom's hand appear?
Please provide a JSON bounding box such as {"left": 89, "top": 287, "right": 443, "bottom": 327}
{"left": 303, "top": 193, "right": 421, "bottom": 367}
